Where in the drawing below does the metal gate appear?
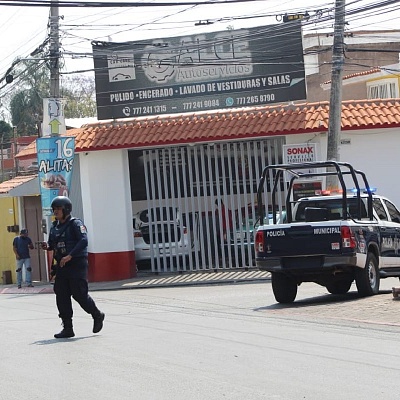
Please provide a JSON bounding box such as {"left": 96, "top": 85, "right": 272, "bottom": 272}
{"left": 136, "top": 138, "right": 285, "bottom": 273}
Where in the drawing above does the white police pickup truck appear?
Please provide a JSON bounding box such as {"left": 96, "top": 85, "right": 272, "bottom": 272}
{"left": 255, "top": 161, "right": 400, "bottom": 303}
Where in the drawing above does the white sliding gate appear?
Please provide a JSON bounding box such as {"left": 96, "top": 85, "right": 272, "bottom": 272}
{"left": 136, "top": 138, "right": 285, "bottom": 273}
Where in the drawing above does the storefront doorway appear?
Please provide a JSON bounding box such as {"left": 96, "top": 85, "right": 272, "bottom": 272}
{"left": 130, "top": 138, "right": 286, "bottom": 273}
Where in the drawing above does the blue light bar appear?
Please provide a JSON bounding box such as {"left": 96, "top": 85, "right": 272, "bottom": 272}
{"left": 349, "top": 187, "right": 377, "bottom": 194}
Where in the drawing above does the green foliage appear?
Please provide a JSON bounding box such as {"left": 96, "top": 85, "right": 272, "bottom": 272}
{"left": 0, "top": 120, "right": 12, "bottom": 144}
{"left": 8, "top": 60, "right": 97, "bottom": 135}
{"left": 10, "top": 90, "right": 41, "bottom": 136}
{"left": 62, "top": 76, "right": 97, "bottom": 118}
{"left": 9, "top": 60, "right": 49, "bottom": 136}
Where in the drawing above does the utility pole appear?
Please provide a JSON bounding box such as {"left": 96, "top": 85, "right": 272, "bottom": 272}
{"left": 42, "top": 1, "right": 62, "bottom": 262}
{"left": 0, "top": 136, "right": 4, "bottom": 182}
{"left": 326, "top": 0, "right": 345, "bottom": 189}
{"left": 49, "top": 1, "right": 60, "bottom": 98}
{"left": 13, "top": 126, "right": 18, "bottom": 176}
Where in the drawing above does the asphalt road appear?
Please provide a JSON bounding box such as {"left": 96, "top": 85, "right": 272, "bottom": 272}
{"left": 1, "top": 278, "right": 400, "bottom": 400}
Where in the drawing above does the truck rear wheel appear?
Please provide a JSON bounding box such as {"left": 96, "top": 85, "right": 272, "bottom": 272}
{"left": 326, "top": 279, "right": 353, "bottom": 295}
{"left": 355, "top": 252, "right": 379, "bottom": 296}
{"left": 271, "top": 272, "right": 297, "bottom": 303}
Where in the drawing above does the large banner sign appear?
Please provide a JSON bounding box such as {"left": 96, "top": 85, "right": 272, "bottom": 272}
{"left": 92, "top": 22, "right": 306, "bottom": 120}
{"left": 36, "top": 137, "right": 75, "bottom": 216}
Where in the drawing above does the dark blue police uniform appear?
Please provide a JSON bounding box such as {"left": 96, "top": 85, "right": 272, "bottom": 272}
{"left": 48, "top": 215, "right": 101, "bottom": 322}
{"left": 13, "top": 235, "right": 33, "bottom": 259}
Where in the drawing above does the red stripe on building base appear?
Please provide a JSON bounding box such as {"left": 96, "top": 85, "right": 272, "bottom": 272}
{"left": 88, "top": 251, "right": 136, "bottom": 282}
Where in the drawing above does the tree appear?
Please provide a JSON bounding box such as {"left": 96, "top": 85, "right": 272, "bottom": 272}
{"left": 0, "top": 120, "right": 12, "bottom": 145}
{"left": 10, "top": 89, "right": 42, "bottom": 136}
{"left": 9, "top": 59, "right": 49, "bottom": 136}
{"left": 7, "top": 60, "right": 97, "bottom": 135}
{"left": 62, "top": 75, "right": 97, "bottom": 118}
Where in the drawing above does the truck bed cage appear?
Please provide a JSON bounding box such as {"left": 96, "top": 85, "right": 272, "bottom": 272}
{"left": 256, "top": 161, "right": 374, "bottom": 225}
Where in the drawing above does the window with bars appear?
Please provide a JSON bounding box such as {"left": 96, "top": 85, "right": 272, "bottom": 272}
{"left": 367, "top": 79, "right": 399, "bottom": 99}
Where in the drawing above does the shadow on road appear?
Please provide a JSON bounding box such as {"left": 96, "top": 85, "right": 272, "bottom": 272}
{"left": 255, "top": 289, "right": 393, "bottom": 311}
{"left": 31, "top": 336, "right": 95, "bottom": 345}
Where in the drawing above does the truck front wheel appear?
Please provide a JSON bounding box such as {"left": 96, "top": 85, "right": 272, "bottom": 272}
{"left": 355, "top": 252, "right": 379, "bottom": 296}
{"left": 271, "top": 272, "right": 298, "bottom": 303}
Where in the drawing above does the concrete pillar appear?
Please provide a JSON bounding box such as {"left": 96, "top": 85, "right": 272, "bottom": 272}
{"left": 79, "top": 149, "right": 135, "bottom": 282}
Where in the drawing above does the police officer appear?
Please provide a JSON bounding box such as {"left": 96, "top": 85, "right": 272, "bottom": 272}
{"left": 42, "top": 196, "right": 105, "bottom": 339}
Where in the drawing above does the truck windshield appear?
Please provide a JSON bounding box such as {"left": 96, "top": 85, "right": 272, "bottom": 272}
{"left": 294, "top": 198, "right": 367, "bottom": 222}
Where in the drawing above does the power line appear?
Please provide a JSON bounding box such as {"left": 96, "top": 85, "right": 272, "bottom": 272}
{"left": 2, "top": 0, "right": 400, "bottom": 101}
{"left": 0, "top": 0, "right": 267, "bottom": 7}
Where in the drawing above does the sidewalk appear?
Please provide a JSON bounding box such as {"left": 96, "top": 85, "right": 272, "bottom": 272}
{"left": 0, "top": 269, "right": 271, "bottom": 294}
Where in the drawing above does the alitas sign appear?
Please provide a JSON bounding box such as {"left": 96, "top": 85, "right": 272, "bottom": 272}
{"left": 92, "top": 22, "right": 306, "bottom": 120}
{"left": 36, "top": 137, "right": 75, "bottom": 216}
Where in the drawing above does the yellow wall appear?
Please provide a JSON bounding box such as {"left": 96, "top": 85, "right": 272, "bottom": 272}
{"left": 367, "top": 74, "right": 400, "bottom": 88}
{"left": 0, "top": 197, "right": 19, "bottom": 284}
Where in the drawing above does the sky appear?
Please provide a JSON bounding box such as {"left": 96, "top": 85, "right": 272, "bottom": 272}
{"left": 0, "top": 0, "right": 400, "bottom": 118}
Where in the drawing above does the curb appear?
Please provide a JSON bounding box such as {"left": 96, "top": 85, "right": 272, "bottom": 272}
{"left": 102, "top": 270, "right": 271, "bottom": 291}
{"left": 0, "top": 270, "right": 271, "bottom": 294}
{"left": 0, "top": 285, "right": 54, "bottom": 294}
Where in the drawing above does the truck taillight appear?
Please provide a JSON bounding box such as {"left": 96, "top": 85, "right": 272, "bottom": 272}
{"left": 255, "top": 231, "right": 264, "bottom": 252}
{"left": 341, "top": 226, "right": 356, "bottom": 248}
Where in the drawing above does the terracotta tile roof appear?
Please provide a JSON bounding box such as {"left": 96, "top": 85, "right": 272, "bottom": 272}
{"left": 322, "top": 68, "right": 382, "bottom": 85}
{"left": 17, "top": 136, "right": 37, "bottom": 145}
{"left": 15, "top": 99, "right": 400, "bottom": 159}
{"left": 0, "top": 174, "right": 37, "bottom": 195}
{"left": 16, "top": 129, "right": 80, "bottom": 159}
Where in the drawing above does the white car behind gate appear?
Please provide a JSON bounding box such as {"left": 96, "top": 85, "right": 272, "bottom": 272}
{"left": 133, "top": 207, "right": 191, "bottom": 267}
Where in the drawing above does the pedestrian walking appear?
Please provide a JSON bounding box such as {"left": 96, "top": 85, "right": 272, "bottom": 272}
{"left": 42, "top": 196, "right": 105, "bottom": 339}
{"left": 214, "top": 199, "right": 234, "bottom": 264}
{"left": 215, "top": 199, "right": 233, "bottom": 241}
{"left": 13, "top": 228, "right": 34, "bottom": 288}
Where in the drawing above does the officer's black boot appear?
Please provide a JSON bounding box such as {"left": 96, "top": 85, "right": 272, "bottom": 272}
{"left": 54, "top": 319, "right": 75, "bottom": 339}
{"left": 92, "top": 311, "right": 105, "bottom": 334}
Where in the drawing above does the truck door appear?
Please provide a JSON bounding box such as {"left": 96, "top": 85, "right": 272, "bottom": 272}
{"left": 383, "top": 199, "right": 400, "bottom": 266}
{"left": 373, "top": 198, "right": 397, "bottom": 267}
